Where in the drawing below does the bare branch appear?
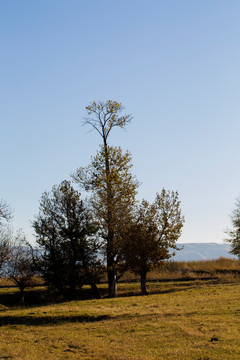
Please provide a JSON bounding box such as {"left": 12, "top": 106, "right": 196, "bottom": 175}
{"left": 0, "top": 200, "right": 13, "bottom": 226}
{"left": 83, "top": 100, "right": 132, "bottom": 144}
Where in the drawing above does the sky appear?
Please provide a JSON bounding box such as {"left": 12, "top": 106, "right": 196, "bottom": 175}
{"left": 1, "top": 0, "right": 240, "bottom": 244}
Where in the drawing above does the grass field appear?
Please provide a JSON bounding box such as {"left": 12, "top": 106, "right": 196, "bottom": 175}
{"left": 0, "top": 280, "right": 240, "bottom": 359}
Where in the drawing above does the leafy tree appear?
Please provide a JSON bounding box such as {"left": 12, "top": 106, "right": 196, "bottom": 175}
{"left": 122, "top": 200, "right": 160, "bottom": 295}
{"left": 73, "top": 145, "right": 138, "bottom": 297}
{"left": 33, "top": 180, "right": 102, "bottom": 299}
{"left": 5, "top": 230, "right": 36, "bottom": 306}
{"left": 225, "top": 197, "right": 240, "bottom": 258}
{"left": 73, "top": 100, "right": 136, "bottom": 297}
{"left": 154, "top": 189, "right": 185, "bottom": 251}
{"left": 122, "top": 189, "right": 184, "bottom": 295}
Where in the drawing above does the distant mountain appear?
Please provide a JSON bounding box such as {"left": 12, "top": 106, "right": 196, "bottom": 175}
{"left": 171, "top": 243, "right": 238, "bottom": 262}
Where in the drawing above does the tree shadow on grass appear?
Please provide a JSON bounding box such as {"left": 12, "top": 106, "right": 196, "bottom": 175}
{"left": 118, "top": 284, "right": 198, "bottom": 298}
{"left": 0, "top": 287, "right": 109, "bottom": 308}
{"left": 0, "top": 314, "right": 110, "bottom": 327}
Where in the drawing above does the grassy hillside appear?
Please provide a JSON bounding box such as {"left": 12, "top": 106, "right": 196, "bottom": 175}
{"left": 1, "top": 281, "right": 240, "bottom": 359}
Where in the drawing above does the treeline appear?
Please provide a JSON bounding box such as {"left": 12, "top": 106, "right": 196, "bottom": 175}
{"left": 2, "top": 100, "right": 239, "bottom": 305}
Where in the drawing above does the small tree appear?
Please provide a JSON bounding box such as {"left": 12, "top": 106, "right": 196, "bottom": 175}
{"left": 122, "top": 200, "right": 160, "bottom": 295}
{"left": 123, "top": 189, "right": 184, "bottom": 295}
{"left": 6, "top": 230, "right": 36, "bottom": 306}
{"left": 33, "top": 180, "right": 102, "bottom": 299}
{"left": 154, "top": 189, "right": 185, "bottom": 254}
{"left": 225, "top": 197, "right": 240, "bottom": 258}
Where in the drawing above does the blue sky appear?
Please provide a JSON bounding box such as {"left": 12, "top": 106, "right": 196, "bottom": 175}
{"left": 1, "top": 0, "right": 240, "bottom": 244}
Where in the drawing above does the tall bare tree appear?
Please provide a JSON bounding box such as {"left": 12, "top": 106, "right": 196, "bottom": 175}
{"left": 73, "top": 100, "right": 136, "bottom": 297}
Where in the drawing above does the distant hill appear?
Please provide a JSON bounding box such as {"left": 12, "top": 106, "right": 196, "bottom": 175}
{"left": 171, "top": 243, "right": 238, "bottom": 262}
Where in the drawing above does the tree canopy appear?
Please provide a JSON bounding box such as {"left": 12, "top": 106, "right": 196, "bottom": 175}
{"left": 72, "top": 145, "right": 139, "bottom": 297}
{"left": 33, "top": 180, "right": 102, "bottom": 299}
{"left": 84, "top": 100, "right": 132, "bottom": 145}
{"left": 122, "top": 189, "right": 185, "bottom": 294}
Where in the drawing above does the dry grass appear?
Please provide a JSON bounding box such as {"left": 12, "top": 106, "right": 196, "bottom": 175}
{"left": 0, "top": 281, "right": 240, "bottom": 359}
{"left": 1, "top": 258, "right": 240, "bottom": 308}
{"left": 164, "top": 257, "right": 240, "bottom": 273}
{"left": 118, "top": 258, "right": 240, "bottom": 284}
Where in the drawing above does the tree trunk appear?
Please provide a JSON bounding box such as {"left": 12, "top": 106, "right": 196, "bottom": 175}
{"left": 103, "top": 140, "right": 117, "bottom": 298}
{"left": 85, "top": 270, "right": 101, "bottom": 299}
{"left": 68, "top": 280, "right": 76, "bottom": 300}
{"left": 140, "top": 272, "right": 148, "bottom": 295}
{"left": 108, "top": 269, "right": 117, "bottom": 298}
{"left": 19, "top": 286, "right": 25, "bottom": 306}
{"left": 90, "top": 281, "right": 101, "bottom": 299}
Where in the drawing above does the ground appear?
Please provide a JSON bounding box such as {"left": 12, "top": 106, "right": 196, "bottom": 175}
{"left": 0, "top": 281, "right": 240, "bottom": 359}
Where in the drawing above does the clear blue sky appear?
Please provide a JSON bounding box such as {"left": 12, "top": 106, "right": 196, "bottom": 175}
{"left": 1, "top": 0, "right": 240, "bottom": 244}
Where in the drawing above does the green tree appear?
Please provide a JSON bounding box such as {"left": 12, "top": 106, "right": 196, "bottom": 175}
{"left": 73, "top": 100, "right": 136, "bottom": 298}
{"left": 122, "top": 189, "right": 184, "bottom": 295}
{"left": 33, "top": 180, "right": 102, "bottom": 299}
{"left": 72, "top": 146, "right": 138, "bottom": 297}
{"left": 225, "top": 197, "right": 240, "bottom": 258}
